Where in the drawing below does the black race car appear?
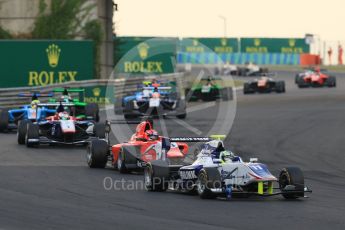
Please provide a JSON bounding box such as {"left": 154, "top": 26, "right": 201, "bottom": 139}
{"left": 243, "top": 77, "right": 285, "bottom": 94}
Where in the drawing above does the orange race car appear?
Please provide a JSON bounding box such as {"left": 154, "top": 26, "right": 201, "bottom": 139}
{"left": 86, "top": 119, "right": 189, "bottom": 173}
{"left": 295, "top": 68, "right": 336, "bottom": 88}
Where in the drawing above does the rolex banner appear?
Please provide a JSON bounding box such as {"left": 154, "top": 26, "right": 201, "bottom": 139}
{"left": 114, "top": 37, "right": 177, "bottom": 74}
{"left": 241, "top": 38, "right": 309, "bottom": 53}
{"left": 0, "top": 40, "right": 94, "bottom": 88}
{"left": 84, "top": 85, "right": 115, "bottom": 105}
{"left": 179, "top": 38, "right": 239, "bottom": 53}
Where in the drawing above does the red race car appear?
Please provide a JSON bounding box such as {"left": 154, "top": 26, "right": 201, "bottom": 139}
{"left": 295, "top": 68, "right": 336, "bottom": 88}
{"left": 86, "top": 119, "right": 189, "bottom": 173}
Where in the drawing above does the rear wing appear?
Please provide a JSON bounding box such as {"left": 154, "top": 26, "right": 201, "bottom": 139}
{"left": 161, "top": 135, "right": 226, "bottom": 161}
{"left": 37, "top": 103, "right": 75, "bottom": 107}
{"left": 53, "top": 88, "right": 85, "bottom": 93}
{"left": 18, "top": 92, "right": 53, "bottom": 98}
{"left": 142, "top": 86, "right": 172, "bottom": 90}
{"left": 53, "top": 87, "right": 85, "bottom": 102}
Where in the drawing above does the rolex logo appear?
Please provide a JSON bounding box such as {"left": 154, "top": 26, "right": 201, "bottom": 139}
{"left": 289, "top": 39, "right": 296, "bottom": 47}
{"left": 92, "top": 87, "right": 101, "bottom": 97}
{"left": 46, "top": 44, "right": 61, "bottom": 68}
{"left": 221, "top": 38, "right": 227, "bottom": 46}
{"left": 254, "top": 38, "right": 261, "bottom": 46}
{"left": 137, "top": 42, "right": 149, "bottom": 59}
{"left": 192, "top": 39, "right": 199, "bottom": 46}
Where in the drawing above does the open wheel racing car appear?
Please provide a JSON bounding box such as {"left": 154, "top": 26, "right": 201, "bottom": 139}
{"left": 144, "top": 136, "right": 312, "bottom": 200}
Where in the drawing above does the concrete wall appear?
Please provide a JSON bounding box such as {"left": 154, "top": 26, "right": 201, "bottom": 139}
{"left": 0, "top": 0, "right": 45, "bottom": 36}
{"left": 0, "top": 0, "right": 114, "bottom": 78}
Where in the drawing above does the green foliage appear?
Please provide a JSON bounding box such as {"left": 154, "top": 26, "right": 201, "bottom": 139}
{"left": 0, "top": 27, "right": 12, "bottom": 39}
{"left": 32, "top": 0, "right": 92, "bottom": 39}
{"left": 84, "top": 20, "right": 104, "bottom": 78}
{"left": 32, "top": 0, "right": 104, "bottom": 78}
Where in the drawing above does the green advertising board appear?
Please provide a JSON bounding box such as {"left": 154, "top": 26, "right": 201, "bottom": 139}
{"left": 179, "top": 38, "right": 239, "bottom": 53}
{"left": 0, "top": 40, "right": 94, "bottom": 88}
{"left": 84, "top": 85, "right": 114, "bottom": 105}
{"left": 114, "top": 37, "right": 177, "bottom": 74}
{"left": 241, "top": 38, "right": 309, "bottom": 53}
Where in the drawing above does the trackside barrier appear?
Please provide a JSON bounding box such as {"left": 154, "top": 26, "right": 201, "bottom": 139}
{"left": 0, "top": 73, "right": 184, "bottom": 109}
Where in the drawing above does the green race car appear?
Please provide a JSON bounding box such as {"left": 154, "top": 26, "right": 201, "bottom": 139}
{"left": 185, "top": 77, "right": 232, "bottom": 101}
{"left": 49, "top": 88, "right": 100, "bottom": 122}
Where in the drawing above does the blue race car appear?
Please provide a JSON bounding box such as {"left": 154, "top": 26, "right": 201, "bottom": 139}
{"left": 0, "top": 93, "right": 56, "bottom": 132}
{"left": 120, "top": 81, "right": 186, "bottom": 119}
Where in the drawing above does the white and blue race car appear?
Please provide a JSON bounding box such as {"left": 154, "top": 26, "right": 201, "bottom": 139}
{"left": 144, "top": 136, "right": 312, "bottom": 200}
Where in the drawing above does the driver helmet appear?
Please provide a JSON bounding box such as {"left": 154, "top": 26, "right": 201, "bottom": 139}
{"left": 31, "top": 99, "right": 40, "bottom": 109}
{"left": 61, "top": 95, "right": 71, "bottom": 103}
{"left": 58, "top": 111, "right": 69, "bottom": 120}
{"left": 219, "top": 150, "right": 235, "bottom": 163}
{"left": 145, "top": 130, "right": 159, "bottom": 140}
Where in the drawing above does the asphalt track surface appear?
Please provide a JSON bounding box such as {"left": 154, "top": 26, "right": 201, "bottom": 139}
{"left": 1, "top": 71, "right": 345, "bottom": 230}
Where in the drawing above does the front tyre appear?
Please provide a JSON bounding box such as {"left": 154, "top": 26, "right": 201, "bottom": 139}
{"left": 17, "top": 119, "right": 30, "bottom": 145}
{"left": 279, "top": 166, "right": 305, "bottom": 199}
{"left": 117, "top": 150, "right": 129, "bottom": 174}
{"left": 86, "top": 139, "right": 108, "bottom": 168}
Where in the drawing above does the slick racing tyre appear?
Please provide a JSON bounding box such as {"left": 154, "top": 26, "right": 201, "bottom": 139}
{"left": 85, "top": 103, "right": 100, "bottom": 122}
{"left": 117, "top": 149, "right": 129, "bottom": 174}
{"left": 17, "top": 119, "right": 30, "bottom": 145}
{"left": 196, "top": 170, "right": 216, "bottom": 199}
{"left": 276, "top": 81, "right": 286, "bottom": 93}
{"left": 86, "top": 139, "right": 108, "bottom": 168}
{"left": 145, "top": 161, "right": 168, "bottom": 192}
{"left": 0, "top": 109, "right": 9, "bottom": 132}
{"left": 326, "top": 76, "right": 336, "bottom": 87}
{"left": 25, "top": 123, "right": 39, "bottom": 148}
{"left": 243, "top": 83, "right": 252, "bottom": 94}
{"left": 279, "top": 167, "right": 305, "bottom": 199}
{"left": 94, "top": 123, "right": 106, "bottom": 139}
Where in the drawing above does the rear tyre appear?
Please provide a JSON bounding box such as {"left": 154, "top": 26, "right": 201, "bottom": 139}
{"left": 144, "top": 163, "right": 167, "bottom": 192}
{"left": 326, "top": 76, "right": 336, "bottom": 87}
{"left": 94, "top": 123, "right": 106, "bottom": 138}
{"left": 25, "top": 123, "right": 39, "bottom": 148}
{"left": 0, "top": 109, "right": 9, "bottom": 132}
{"left": 85, "top": 103, "right": 100, "bottom": 122}
{"left": 221, "top": 87, "right": 232, "bottom": 101}
{"left": 86, "top": 139, "right": 108, "bottom": 168}
{"left": 196, "top": 170, "right": 216, "bottom": 199}
{"left": 17, "top": 119, "right": 30, "bottom": 144}
{"left": 243, "top": 83, "right": 251, "bottom": 94}
{"left": 276, "top": 81, "right": 286, "bottom": 93}
{"left": 279, "top": 167, "right": 305, "bottom": 199}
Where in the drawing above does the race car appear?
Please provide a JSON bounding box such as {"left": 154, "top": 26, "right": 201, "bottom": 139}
{"left": 0, "top": 93, "right": 56, "bottom": 132}
{"left": 237, "top": 62, "right": 269, "bottom": 77}
{"left": 121, "top": 81, "right": 186, "bottom": 119}
{"left": 295, "top": 68, "right": 336, "bottom": 88}
{"left": 243, "top": 76, "right": 285, "bottom": 94}
{"left": 185, "top": 77, "right": 232, "bottom": 101}
{"left": 144, "top": 136, "right": 312, "bottom": 200}
{"left": 50, "top": 88, "right": 100, "bottom": 121}
{"left": 18, "top": 102, "right": 108, "bottom": 147}
{"left": 86, "top": 119, "right": 190, "bottom": 173}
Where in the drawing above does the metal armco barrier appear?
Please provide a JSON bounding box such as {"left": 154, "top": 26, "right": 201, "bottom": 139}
{"left": 0, "top": 73, "right": 183, "bottom": 109}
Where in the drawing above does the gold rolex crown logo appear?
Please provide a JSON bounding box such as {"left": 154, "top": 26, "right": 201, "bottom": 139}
{"left": 221, "top": 38, "right": 227, "bottom": 46}
{"left": 137, "top": 42, "right": 149, "bottom": 59}
{"left": 46, "top": 44, "right": 61, "bottom": 68}
{"left": 254, "top": 38, "right": 261, "bottom": 46}
{"left": 93, "top": 87, "right": 101, "bottom": 97}
{"left": 289, "top": 39, "right": 296, "bottom": 47}
{"left": 192, "top": 39, "right": 199, "bottom": 46}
